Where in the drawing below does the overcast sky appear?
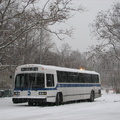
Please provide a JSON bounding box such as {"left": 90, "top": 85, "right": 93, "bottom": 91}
{"left": 54, "top": 0, "right": 118, "bottom": 53}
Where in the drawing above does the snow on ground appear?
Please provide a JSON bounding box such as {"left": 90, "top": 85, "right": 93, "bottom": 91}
{"left": 0, "top": 90, "right": 120, "bottom": 120}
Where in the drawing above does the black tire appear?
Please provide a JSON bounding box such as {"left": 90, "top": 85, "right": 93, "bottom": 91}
{"left": 55, "top": 93, "right": 63, "bottom": 105}
{"left": 89, "top": 91, "right": 95, "bottom": 102}
{"left": 98, "top": 90, "right": 101, "bottom": 96}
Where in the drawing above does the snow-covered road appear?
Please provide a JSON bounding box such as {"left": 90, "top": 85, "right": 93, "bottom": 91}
{"left": 0, "top": 91, "right": 120, "bottom": 120}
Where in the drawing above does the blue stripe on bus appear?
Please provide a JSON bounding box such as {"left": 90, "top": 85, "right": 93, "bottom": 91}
{"left": 14, "top": 83, "right": 101, "bottom": 91}
{"left": 57, "top": 84, "right": 101, "bottom": 87}
{"left": 14, "top": 88, "right": 57, "bottom": 91}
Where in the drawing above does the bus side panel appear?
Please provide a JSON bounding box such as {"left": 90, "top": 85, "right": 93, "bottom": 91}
{"left": 57, "top": 85, "right": 88, "bottom": 102}
{"left": 46, "top": 90, "right": 57, "bottom": 103}
{"left": 63, "top": 87, "right": 85, "bottom": 102}
{"left": 56, "top": 84, "right": 101, "bottom": 102}
{"left": 46, "top": 73, "right": 58, "bottom": 103}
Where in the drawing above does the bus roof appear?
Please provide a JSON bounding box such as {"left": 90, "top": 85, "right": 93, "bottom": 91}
{"left": 17, "top": 64, "right": 99, "bottom": 75}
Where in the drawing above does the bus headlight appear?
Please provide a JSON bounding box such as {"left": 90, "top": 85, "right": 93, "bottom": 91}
{"left": 39, "top": 92, "right": 47, "bottom": 95}
{"left": 14, "top": 92, "right": 20, "bottom": 96}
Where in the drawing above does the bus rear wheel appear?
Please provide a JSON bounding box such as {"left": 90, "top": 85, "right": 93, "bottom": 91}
{"left": 55, "top": 93, "right": 63, "bottom": 105}
{"left": 89, "top": 91, "right": 95, "bottom": 102}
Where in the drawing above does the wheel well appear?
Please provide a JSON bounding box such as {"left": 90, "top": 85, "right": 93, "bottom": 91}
{"left": 56, "top": 92, "right": 63, "bottom": 98}
{"left": 98, "top": 89, "right": 101, "bottom": 94}
{"left": 91, "top": 90, "right": 95, "bottom": 98}
{"left": 91, "top": 90, "right": 95, "bottom": 95}
{"left": 55, "top": 92, "right": 63, "bottom": 105}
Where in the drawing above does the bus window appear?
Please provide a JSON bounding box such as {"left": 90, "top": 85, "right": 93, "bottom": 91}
{"left": 29, "top": 73, "right": 36, "bottom": 88}
{"left": 21, "top": 76, "right": 25, "bottom": 88}
{"left": 57, "top": 71, "right": 61, "bottom": 82}
{"left": 15, "top": 73, "right": 45, "bottom": 89}
{"left": 69, "top": 72, "right": 78, "bottom": 83}
{"left": 95, "top": 75, "right": 99, "bottom": 83}
{"left": 36, "top": 73, "right": 44, "bottom": 88}
{"left": 92, "top": 75, "right": 99, "bottom": 83}
{"left": 78, "top": 73, "right": 84, "bottom": 83}
{"left": 15, "top": 74, "right": 28, "bottom": 89}
{"left": 46, "top": 74, "right": 54, "bottom": 87}
{"left": 85, "top": 74, "right": 92, "bottom": 83}
{"left": 15, "top": 75, "right": 21, "bottom": 88}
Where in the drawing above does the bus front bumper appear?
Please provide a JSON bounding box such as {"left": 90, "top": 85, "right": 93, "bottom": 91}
{"left": 12, "top": 97, "right": 47, "bottom": 104}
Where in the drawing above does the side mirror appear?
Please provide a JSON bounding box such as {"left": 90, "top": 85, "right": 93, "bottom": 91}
{"left": 10, "top": 75, "right": 12, "bottom": 79}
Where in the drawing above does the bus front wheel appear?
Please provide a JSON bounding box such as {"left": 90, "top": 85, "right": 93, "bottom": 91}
{"left": 55, "top": 93, "right": 63, "bottom": 105}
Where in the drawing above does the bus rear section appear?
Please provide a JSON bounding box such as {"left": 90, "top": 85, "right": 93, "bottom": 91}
{"left": 12, "top": 65, "right": 57, "bottom": 105}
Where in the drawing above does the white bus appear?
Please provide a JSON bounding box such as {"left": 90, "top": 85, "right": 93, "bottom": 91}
{"left": 12, "top": 64, "right": 101, "bottom": 105}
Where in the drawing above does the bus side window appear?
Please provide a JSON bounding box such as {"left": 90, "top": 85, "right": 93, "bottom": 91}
{"left": 87, "top": 74, "right": 92, "bottom": 83}
{"left": 78, "top": 73, "right": 84, "bottom": 83}
{"left": 92, "top": 75, "right": 99, "bottom": 83}
{"left": 46, "top": 74, "right": 54, "bottom": 87}
{"left": 95, "top": 75, "right": 99, "bottom": 83}
{"left": 57, "top": 71, "right": 60, "bottom": 82}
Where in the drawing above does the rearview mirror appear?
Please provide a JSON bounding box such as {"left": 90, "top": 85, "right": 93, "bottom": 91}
{"left": 10, "top": 75, "right": 12, "bottom": 79}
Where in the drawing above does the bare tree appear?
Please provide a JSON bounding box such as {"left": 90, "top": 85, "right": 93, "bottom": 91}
{"left": 0, "top": 0, "right": 84, "bottom": 67}
{"left": 0, "top": 0, "right": 84, "bottom": 51}
{"left": 89, "top": 2, "right": 120, "bottom": 92}
{"left": 56, "top": 43, "right": 71, "bottom": 67}
{"left": 90, "top": 2, "right": 120, "bottom": 61}
{"left": 0, "top": 0, "right": 36, "bottom": 50}
{"left": 69, "top": 50, "right": 87, "bottom": 69}
{"left": 0, "top": 0, "right": 85, "bottom": 89}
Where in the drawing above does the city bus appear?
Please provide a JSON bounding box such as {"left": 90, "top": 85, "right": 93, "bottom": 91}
{"left": 12, "top": 64, "right": 101, "bottom": 105}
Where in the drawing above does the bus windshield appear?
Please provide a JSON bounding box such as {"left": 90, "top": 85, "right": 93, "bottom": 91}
{"left": 15, "top": 73, "right": 44, "bottom": 89}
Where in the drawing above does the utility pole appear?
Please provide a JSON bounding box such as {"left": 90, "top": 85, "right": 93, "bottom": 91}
{"left": 39, "top": 27, "right": 43, "bottom": 64}
{"left": 39, "top": 3, "right": 46, "bottom": 64}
